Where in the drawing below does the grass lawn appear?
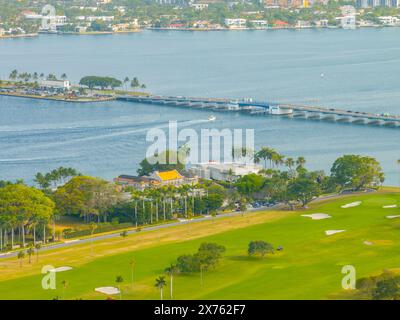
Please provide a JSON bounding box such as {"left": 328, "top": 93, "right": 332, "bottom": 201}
{"left": 1, "top": 191, "right": 400, "bottom": 300}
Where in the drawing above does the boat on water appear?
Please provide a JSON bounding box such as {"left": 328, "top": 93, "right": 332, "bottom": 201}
{"left": 208, "top": 115, "right": 216, "bottom": 121}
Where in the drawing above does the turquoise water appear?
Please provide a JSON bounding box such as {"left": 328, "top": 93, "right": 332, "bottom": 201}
{"left": 0, "top": 29, "right": 399, "bottom": 184}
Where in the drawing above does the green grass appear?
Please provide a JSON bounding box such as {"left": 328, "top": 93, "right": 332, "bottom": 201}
{"left": 1, "top": 192, "right": 400, "bottom": 300}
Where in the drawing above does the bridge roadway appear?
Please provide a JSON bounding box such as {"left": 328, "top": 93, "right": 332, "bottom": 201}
{"left": 117, "top": 95, "right": 400, "bottom": 126}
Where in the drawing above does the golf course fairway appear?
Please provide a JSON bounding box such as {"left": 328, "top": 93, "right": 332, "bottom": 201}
{"left": 1, "top": 190, "right": 400, "bottom": 300}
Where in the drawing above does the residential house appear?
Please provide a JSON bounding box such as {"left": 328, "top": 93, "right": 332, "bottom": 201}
{"left": 114, "top": 175, "right": 159, "bottom": 191}
{"left": 224, "top": 18, "right": 247, "bottom": 28}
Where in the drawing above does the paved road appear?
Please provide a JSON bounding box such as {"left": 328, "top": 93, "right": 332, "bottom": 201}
{"left": 0, "top": 205, "right": 281, "bottom": 260}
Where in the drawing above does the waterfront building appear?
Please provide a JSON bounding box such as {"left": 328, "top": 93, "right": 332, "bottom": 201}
{"left": 378, "top": 16, "right": 400, "bottom": 25}
{"left": 190, "top": 3, "right": 209, "bottom": 10}
{"left": 112, "top": 21, "right": 140, "bottom": 32}
{"left": 40, "top": 80, "right": 71, "bottom": 91}
{"left": 150, "top": 170, "right": 198, "bottom": 186}
{"left": 86, "top": 16, "right": 115, "bottom": 22}
{"left": 114, "top": 170, "right": 198, "bottom": 190}
{"left": 189, "top": 163, "right": 263, "bottom": 182}
{"left": 263, "top": 0, "right": 310, "bottom": 8}
{"left": 224, "top": 18, "right": 247, "bottom": 28}
{"left": 250, "top": 20, "right": 268, "bottom": 28}
{"left": 114, "top": 175, "right": 159, "bottom": 191}
{"left": 356, "top": 0, "right": 399, "bottom": 7}
{"left": 315, "top": 19, "right": 329, "bottom": 27}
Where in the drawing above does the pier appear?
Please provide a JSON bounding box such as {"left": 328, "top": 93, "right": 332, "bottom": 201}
{"left": 117, "top": 94, "right": 400, "bottom": 128}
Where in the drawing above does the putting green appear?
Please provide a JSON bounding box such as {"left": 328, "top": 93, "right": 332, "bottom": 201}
{"left": 1, "top": 191, "right": 400, "bottom": 300}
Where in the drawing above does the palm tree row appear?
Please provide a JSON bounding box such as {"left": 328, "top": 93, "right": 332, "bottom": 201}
{"left": 255, "top": 146, "right": 305, "bottom": 170}
{"left": 8, "top": 70, "right": 67, "bottom": 83}
{"left": 126, "top": 184, "right": 205, "bottom": 226}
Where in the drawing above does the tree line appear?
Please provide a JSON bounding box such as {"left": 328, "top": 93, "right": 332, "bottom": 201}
{"left": 0, "top": 149, "right": 386, "bottom": 252}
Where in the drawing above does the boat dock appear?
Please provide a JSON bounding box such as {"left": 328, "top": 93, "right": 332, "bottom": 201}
{"left": 117, "top": 94, "right": 400, "bottom": 127}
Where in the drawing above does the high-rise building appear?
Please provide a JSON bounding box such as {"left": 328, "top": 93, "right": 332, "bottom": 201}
{"left": 356, "top": 0, "right": 398, "bottom": 7}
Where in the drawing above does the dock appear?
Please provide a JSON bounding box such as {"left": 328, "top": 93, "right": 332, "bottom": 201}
{"left": 117, "top": 94, "right": 400, "bottom": 128}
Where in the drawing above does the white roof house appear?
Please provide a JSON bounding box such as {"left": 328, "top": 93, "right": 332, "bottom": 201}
{"left": 189, "top": 162, "right": 263, "bottom": 182}
{"left": 40, "top": 80, "right": 71, "bottom": 90}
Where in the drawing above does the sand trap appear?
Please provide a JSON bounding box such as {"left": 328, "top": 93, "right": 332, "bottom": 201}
{"left": 383, "top": 205, "right": 397, "bottom": 209}
{"left": 325, "top": 230, "right": 346, "bottom": 236}
{"left": 301, "top": 213, "right": 331, "bottom": 220}
{"left": 386, "top": 215, "right": 400, "bottom": 219}
{"left": 364, "top": 241, "right": 373, "bottom": 246}
{"left": 95, "top": 287, "right": 120, "bottom": 295}
{"left": 341, "top": 201, "right": 361, "bottom": 208}
{"left": 49, "top": 266, "right": 73, "bottom": 273}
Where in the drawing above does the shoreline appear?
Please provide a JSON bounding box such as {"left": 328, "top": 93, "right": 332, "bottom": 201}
{"left": 0, "top": 92, "right": 115, "bottom": 103}
{"left": 0, "top": 25, "right": 393, "bottom": 40}
{"left": 0, "top": 33, "right": 38, "bottom": 39}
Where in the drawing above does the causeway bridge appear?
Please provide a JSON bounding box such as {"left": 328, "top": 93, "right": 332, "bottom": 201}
{"left": 117, "top": 94, "right": 400, "bottom": 127}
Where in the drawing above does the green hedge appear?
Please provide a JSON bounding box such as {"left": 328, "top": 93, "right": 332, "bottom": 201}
{"left": 63, "top": 222, "right": 134, "bottom": 239}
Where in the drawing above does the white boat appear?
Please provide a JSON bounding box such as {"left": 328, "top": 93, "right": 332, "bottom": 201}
{"left": 208, "top": 115, "right": 216, "bottom": 121}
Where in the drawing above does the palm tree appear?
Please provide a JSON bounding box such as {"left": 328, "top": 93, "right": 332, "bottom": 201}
{"left": 285, "top": 157, "right": 295, "bottom": 171}
{"left": 61, "top": 280, "right": 68, "bottom": 299}
{"left": 296, "top": 156, "right": 306, "bottom": 169}
{"left": 17, "top": 250, "right": 25, "bottom": 267}
{"left": 27, "top": 245, "right": 34, "bottom": 264}
{"left": 164, "top": 264, "right": 178, "bottom": 300}
{"left": 9, "top": 69, "right": 18, "bottom": 80}
{"left": 272, "top": 152, "right": 285, "bottom": 168}
{"left": 131, "top": 77, "right": 140, "bottom": 91}
{"left": 61, "top": 73, "right": 67, "bottom": 80}
{"left": 255, "top": 147, "right": 271, "bottom": 168}
{"left": 123, "top": 77, "right": 130, "bottom": 90}
{"left": 129, "top": 259, "right": 135, "bottom": 289}
{"left": 89, "top": 222, "right": 97, "bottom": 256}
{"left": 35, "top": 243, "right": 42, "bottom": 262}
{"left": 115, "top": 275, "right": 124, "bottom": 300}
{"left": 155, "top": 276, "right": 167, "bottom": 300}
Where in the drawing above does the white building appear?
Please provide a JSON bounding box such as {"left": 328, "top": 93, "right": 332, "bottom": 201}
{"left": 190, "top": 3, "right": 209, "bottom": 10}
{"left": 340, "top": 15, "right": 356, "bottom": 29}
{"left": 40, "top": 80, "right": 71, "bottom": 90}
{"left": 86, "top": 16, "right": 115, "bottom": 22}
{"left": 189, "top": 163, "right": 263, "bottom": 182}
{"left": 337, "top": 6, "right": 356, "bottom": 29}
{"left": 378, "top": 16, "right": 400, "bottom": 26}
{"left": 224, "top": 18, "right": 247, "bottom": 28}
{"left": 250, "top": 20, "right": 268, "bottom": 28}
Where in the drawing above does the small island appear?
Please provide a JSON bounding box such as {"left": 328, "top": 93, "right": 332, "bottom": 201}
{"left": 0, "top": 70, "right": 149, "bottom": 103}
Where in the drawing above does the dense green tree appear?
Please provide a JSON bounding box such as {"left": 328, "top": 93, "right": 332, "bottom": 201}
{"left": 287, "top": 175, "right": 320, "bottom": 207}
{"left": 372, "top": 278, "right": 400, "bottom": 300}
{"left": 79, "top": 76, "right": 122, "bottom": 90}
{"left": 330, "top": 155, "right": 384, "bottom": 191}
{"left": 235, "top": 174, "right": 265, "bottom": 196}
{"left": 54, "top": 176, "right": 121, "bottom": 222}
{"left": 248, "top": 241, "right": 274, "bottom": 257}
{"left": 0, "top": 184, "right": 55, "bottom": 248}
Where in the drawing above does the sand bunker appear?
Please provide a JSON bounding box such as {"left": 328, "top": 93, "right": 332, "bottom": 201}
{"left": 341, "top": 201, "right": 361, "bottom": 208}
{"left": 95, "top": 287, "right": 120, "bottom": 295}
{"left": 325, "top": 230, "right": 346, "bottom": 236}
{"left": 364, "top": 241, "right": 373, "bottom": 246}
{"left": 301, "top": 213, "right": 331, "bottom": 220}
{"left": 386, "top": 215, "right": 400, "bottom": 219}
{"left": 383, "top": 205, "right": 397, "bottom": 209}
{"left": 49, "top": 266, "right": 73, "bottom": 273}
